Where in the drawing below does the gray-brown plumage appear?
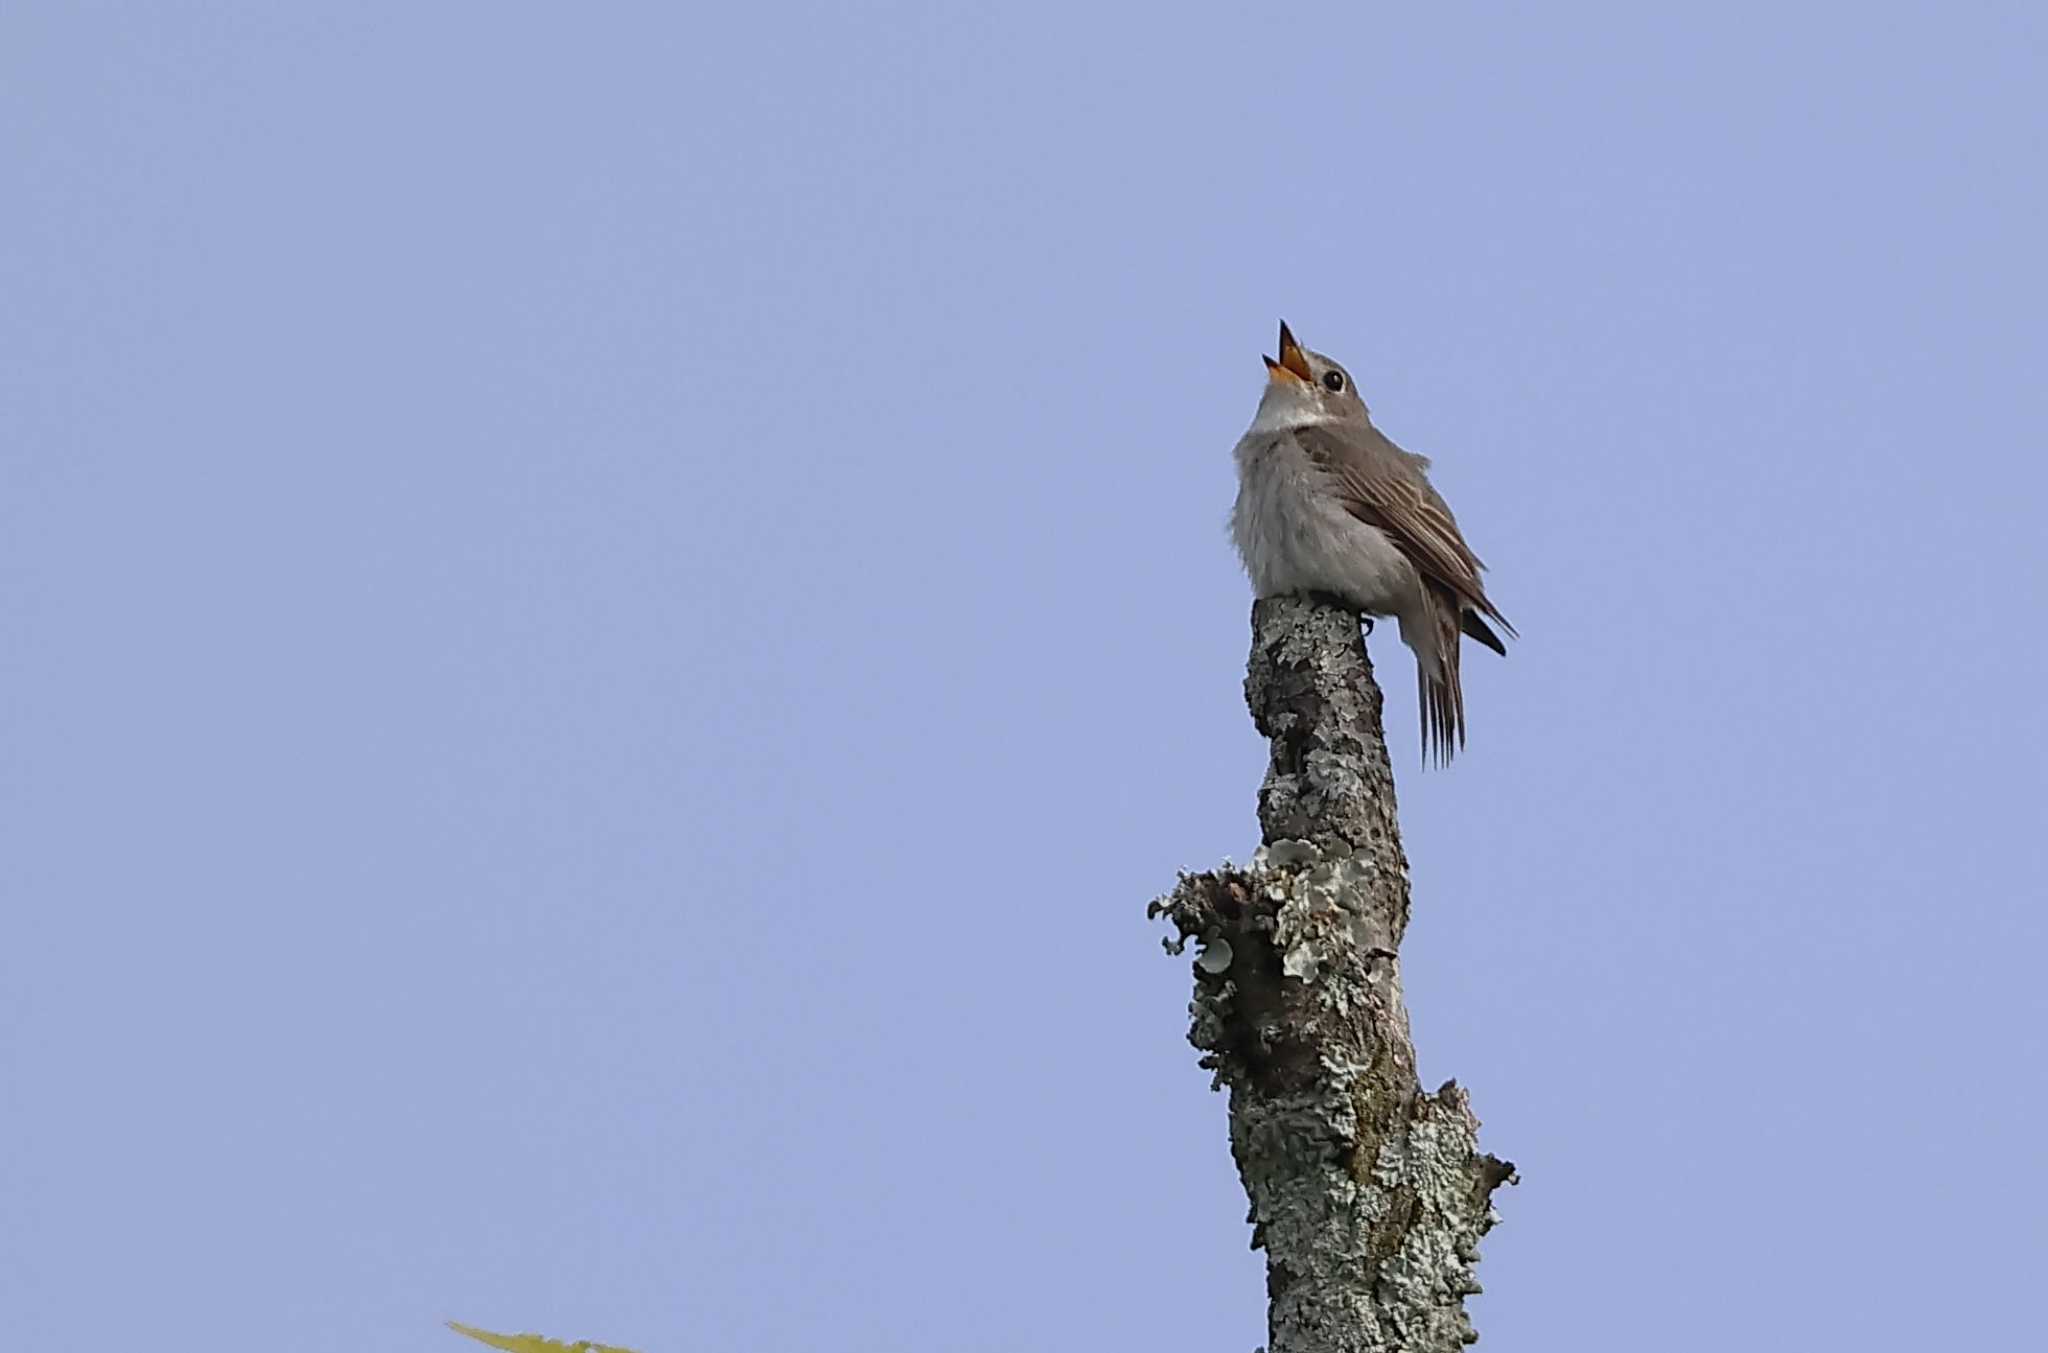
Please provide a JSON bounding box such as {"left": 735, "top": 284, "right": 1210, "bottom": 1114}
{"left": 1230, "top": 322, "right": 1514, "bottom": 764}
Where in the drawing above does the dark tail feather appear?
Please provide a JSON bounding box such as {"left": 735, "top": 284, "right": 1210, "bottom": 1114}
{"left": 1461, "top": 608, "right": 1509, "bottom": 656}
{"left": 1418, "top": 660, "right": 1465, "bottom": 768}
{"left": 1419, "top": 601, "right": 1466, "bottom": 767}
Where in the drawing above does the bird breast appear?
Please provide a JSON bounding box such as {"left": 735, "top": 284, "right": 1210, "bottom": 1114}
{"left": 1230, "top": 430, "right": 1421, "bottom": 617}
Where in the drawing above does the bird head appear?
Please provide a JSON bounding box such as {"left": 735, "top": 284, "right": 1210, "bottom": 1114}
{"left": 1259, "top": 321, "right": 1368, "bottom": 424}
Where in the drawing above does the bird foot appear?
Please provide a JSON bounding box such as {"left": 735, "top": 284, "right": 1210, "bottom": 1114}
{"left": 1294, "top": 589, "right": 1375, "bottom": 636}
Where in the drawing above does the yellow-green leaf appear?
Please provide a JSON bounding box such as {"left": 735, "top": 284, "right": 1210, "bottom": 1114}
{"left": 446, "top": 1319, "right": 643, "bottom": 1353}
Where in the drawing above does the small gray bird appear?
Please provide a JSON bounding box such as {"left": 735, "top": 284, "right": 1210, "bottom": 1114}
{"left": 1230, "top": 321, "right": 1515, "bottom": 765}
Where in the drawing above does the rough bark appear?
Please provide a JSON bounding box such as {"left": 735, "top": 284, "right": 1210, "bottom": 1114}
{"left": 1150, "top": 595, "right": 1513, "bottom": 1353}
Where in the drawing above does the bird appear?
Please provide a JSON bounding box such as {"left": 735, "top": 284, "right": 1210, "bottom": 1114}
{"left": 1230, "top": 321, "right": 1515, "bottom": 765}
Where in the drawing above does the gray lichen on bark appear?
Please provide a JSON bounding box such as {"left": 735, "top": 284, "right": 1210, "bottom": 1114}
{"left": 1150, "top": 595, "right": 1513, "bottom": 1353}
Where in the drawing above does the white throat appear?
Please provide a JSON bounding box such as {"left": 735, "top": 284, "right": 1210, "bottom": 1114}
{"left": 1247, "top": 383, "right": 1337, "bottom": 436}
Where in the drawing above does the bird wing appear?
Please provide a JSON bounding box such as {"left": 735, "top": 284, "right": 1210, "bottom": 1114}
{"left": 1295, "top": 422, "right": 1517, "bottom": 639}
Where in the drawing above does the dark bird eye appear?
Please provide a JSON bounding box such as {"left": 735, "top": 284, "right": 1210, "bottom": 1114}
{"left": 1322, "top": 370, "right": 1346, "bottom": 392}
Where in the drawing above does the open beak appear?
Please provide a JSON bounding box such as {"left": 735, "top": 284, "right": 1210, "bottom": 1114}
{"left": 1264, "top": 321, "right": 1314, "bottom": 383}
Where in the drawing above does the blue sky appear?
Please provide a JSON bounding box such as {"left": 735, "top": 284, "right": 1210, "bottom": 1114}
{"left": 4, "top": 5, "right": 2044, "bottom": 1350}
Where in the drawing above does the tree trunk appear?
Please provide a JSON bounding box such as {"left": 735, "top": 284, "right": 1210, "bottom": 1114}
{"left": 1151, "top": 595, "right": 1514, "bottom": 1353}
